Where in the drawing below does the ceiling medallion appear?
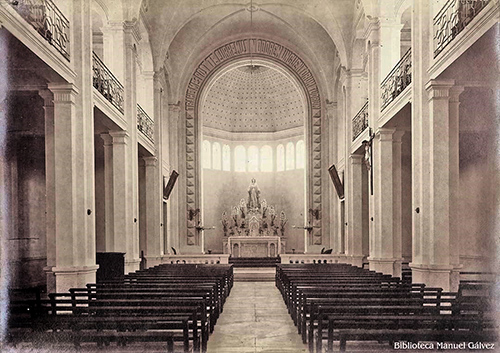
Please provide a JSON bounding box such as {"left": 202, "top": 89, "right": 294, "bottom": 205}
{"left": 246, "top": 3, "right": 259, "bottom": 12}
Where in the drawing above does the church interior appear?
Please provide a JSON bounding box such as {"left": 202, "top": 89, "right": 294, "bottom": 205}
{"left": 1, "top": 0, "right": 499, "bottom": 351}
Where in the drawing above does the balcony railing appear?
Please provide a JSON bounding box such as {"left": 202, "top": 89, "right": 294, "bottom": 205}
{"left": 92, "top": 52, "right": 124, "bottom": 113}
{"left": 434, "top": 0, "right": 490, "bottom": 57}
{"left": 380, "top": 48, "right": 412, "bottom": 111}
{"left": 10, "top": 0, "right": 70, "bottom": 60}
{"left": 352, "top": 101, "right": 369, "bottom": 142}
{"left": 137, "top": 104, "right": 154, "bottom": 143}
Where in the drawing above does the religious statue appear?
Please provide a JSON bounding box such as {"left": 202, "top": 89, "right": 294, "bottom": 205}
{"left": 221, "top": 211, "right": 229, "bottom": 236}
{"left": 363, "top": 140, "right": 371, "bottom": 171}
{"left": 247, "top": 178, "right": 261, "bottom": 210}
{"left": 280, "top": 211, "right": 287, "bottom": 237}
{"left": 221, "top": 179, "right": 286, "bottom": 239}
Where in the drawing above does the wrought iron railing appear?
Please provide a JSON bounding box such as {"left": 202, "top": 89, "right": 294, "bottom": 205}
{"left": 92, "top": 52, "right": 124, "bottom": 113}
{"left": 380, "top": 48, "right": 412, "bottom": 111}
{"left": 9, "top": 0, "right": 70, "bottom": 60}
{"left": 352, "top": 101, "right": 369, "bottom": 141}
{"left": 137, "top": 104, "right": 154, "bottom": 143}
{"left": 434, "top": 0, "right": 490, "bottom": 57}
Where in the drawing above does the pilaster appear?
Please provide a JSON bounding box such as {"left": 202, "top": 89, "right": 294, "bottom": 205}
{"left": 100, "top": 131, "right": 130, "bottom": 255}
{"left": 347, "top": 154, "right": 364, "bottom": 262}
{"left": 369, "top": 128, "right": 405, "bottom": 277}
{"left": 410, "top": 79, "right": 461, "bottom": 291}
{"left": 44, "top": 82, "right": 97, "bottom": 292}
{"left": 39, "top": 90, "right": 56, "bottom": 290}
{"left": 143, "top": 156, "right": 162, "bottom": 267}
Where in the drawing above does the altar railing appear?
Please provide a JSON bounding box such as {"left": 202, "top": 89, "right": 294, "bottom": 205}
{"left": 161, "top": 254, "right": 230, "bottom": 264}
{"left": 280, "top": 254, "right": 346, "bottom": 264}
{"left": 434, "top": 0, "right": 490, "bottom": 57}
{"left": 380, "top": 48, "right": 412, "bottom": 111}
{"left": 352, "top": 101, "right": 369, "bottom": 141}
{"left": 92, "top": 52, "right": 124, "bottom": 113}
{"left": 10, "top": 0, "right": 70, "bottom": 61}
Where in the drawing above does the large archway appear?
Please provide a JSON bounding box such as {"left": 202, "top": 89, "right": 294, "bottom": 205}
{"left": 183, "top": 38, "right": 324, "bottom": 248}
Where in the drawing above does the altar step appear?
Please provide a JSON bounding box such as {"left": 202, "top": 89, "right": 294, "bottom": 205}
{"left": 229, "top": 256, "right": 280, "bottom": 268}
{"left": 233, "top": 267, "right": 276, "bottom": 282}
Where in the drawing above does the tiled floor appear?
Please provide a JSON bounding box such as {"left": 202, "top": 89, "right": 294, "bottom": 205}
{"left": 207, "top": 282, "right": 308, "bottom": 353}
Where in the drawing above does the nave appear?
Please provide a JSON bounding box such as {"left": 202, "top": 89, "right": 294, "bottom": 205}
{"left": 6, "top": 262, "right": 498, "bottom": 352}
{"left": 207, "top": 282, "right": 307, "bottom": 353}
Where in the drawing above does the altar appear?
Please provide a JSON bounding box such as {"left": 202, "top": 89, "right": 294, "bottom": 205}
{"left": 220, "top": 179, "right": 287, "bottom": 257}
{"left": 223, "top": 236, "right": 284, "bottom": 257}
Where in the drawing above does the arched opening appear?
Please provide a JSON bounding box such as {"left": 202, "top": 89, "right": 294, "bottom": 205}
{"left": 199, "top": 59, "right": 308, "bottom": 254}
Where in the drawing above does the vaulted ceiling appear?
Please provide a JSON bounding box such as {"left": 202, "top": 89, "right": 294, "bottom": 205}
{"left": 141, "top": 0, "right": 364, "bottom": 100}
{"left": 201, "top": 65, "right": 305, "bottom": 133}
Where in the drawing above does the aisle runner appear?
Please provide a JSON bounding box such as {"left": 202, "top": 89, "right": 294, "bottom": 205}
{"left": 207, "top": 282, "right": 307, "bottom": 353}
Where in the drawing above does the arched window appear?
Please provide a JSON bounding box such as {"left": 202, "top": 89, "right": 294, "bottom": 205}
{"left": 203, "top": 140, "right": 211, "bottom": 169}
{"left": 286, "top": 142, "right": 295, "bottom": 170}
{"left": 260, "top": 145, "right": 273, "bottom": 172}
{"left": 296, "top": 140, "right": 305, "bottom": 169}
{"left": 248, "top": 146, "right": 259, "bottom": 172}
{"left": 222, "top": 144, "right": 231, "bottom": 171}
{"left": 277, "top": 144, "right": 285, "bottom": 172}
{"left": 235, "top": 145, "right": 246, "bottom": 172}
{"left": 212, "top": 142, "right": 221, "bottom": 170}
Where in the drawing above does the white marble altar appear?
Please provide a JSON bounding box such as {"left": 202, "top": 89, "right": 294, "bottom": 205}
{"left": 224, "top": 236, "right": 283, "bottom": 257}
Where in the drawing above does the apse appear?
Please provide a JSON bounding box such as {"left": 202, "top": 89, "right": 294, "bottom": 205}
{"left": 200, "top": 62, "right": 307, "bottom": 254}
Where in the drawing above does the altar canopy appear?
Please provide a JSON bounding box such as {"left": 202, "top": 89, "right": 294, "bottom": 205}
{"left": 222, "top": 179, "right": 287, "bottom": 256}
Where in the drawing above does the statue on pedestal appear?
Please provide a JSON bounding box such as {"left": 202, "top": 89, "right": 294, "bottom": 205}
{"left": 247, "top": 178, "right": 261, "bottom": 210}
{"left": 222, "top": 179, "right": 286, "bottom": 238}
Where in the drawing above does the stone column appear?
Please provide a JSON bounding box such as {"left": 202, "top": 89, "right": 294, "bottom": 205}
{"left": 123, "top": 22, "right": 140, "bottom": 273}
{"left": 143, "top": 156, "right": 162, "bottom": 267}
{"left": 448, "top": 86, "right": 464, "bottom": 290}
{"left": 100, "top": 131, "right": 129, "bottom": 254}
{"left": 369, "top": 129, "right": 405, "bottom": 277}
{"left": 44, "top": 83, "right": 98, "bottom": 293}
{"left": 326, "top": 101, "right": 340, "bottom": 253}
{"left": 40, "top": 90, "right": 56, "bottom": 291}
{"left": 167, "top": 103, "right": 181, "bottom": 251}
{"left": 411, "top": 79, "right": 462, "bottom": 291}
{"left": 346, "top": 154, "right": 364, "bottom": 266}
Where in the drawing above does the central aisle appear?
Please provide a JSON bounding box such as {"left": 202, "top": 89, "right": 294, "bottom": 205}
{"left": 207, "top": 282, "right": 308, "bottom": 353}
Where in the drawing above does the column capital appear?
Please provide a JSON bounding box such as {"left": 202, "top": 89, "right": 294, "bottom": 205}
{"left": 325, "top": 100, "right": 337, "bottom": 111}
{"left": 169, "top": 102, "right": 181, "bottom": 113}
{"left": 143, "top": 156, "right": 158, "bottom": 167}
{"left": 425, "top": 79, "right": 456, "bottom": 100}
{"left": 108, "top": 130, "right": 130, "bottom": 144}
{"left": 349, "top": 154, "right": 364, "bottom": 164}
{"left": 100, "top": 133, "right": 113, "bottom": 146}
{"left": 375, "top": 128, "right": 397, "bottom": 141}
{"left": 393, "top": 130, "right": 405, "bottom": 143}
{"left": 449, "top": 86, "right": 465, "bottom": 103}
{"left": 47, "top": 83, "right": 79, "bottom": 104}
{"left": 38, "top": 89, "right": 54, "bottom": 107}
{"left": 102, "top": 21, "right": 124, "bottom": 32}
